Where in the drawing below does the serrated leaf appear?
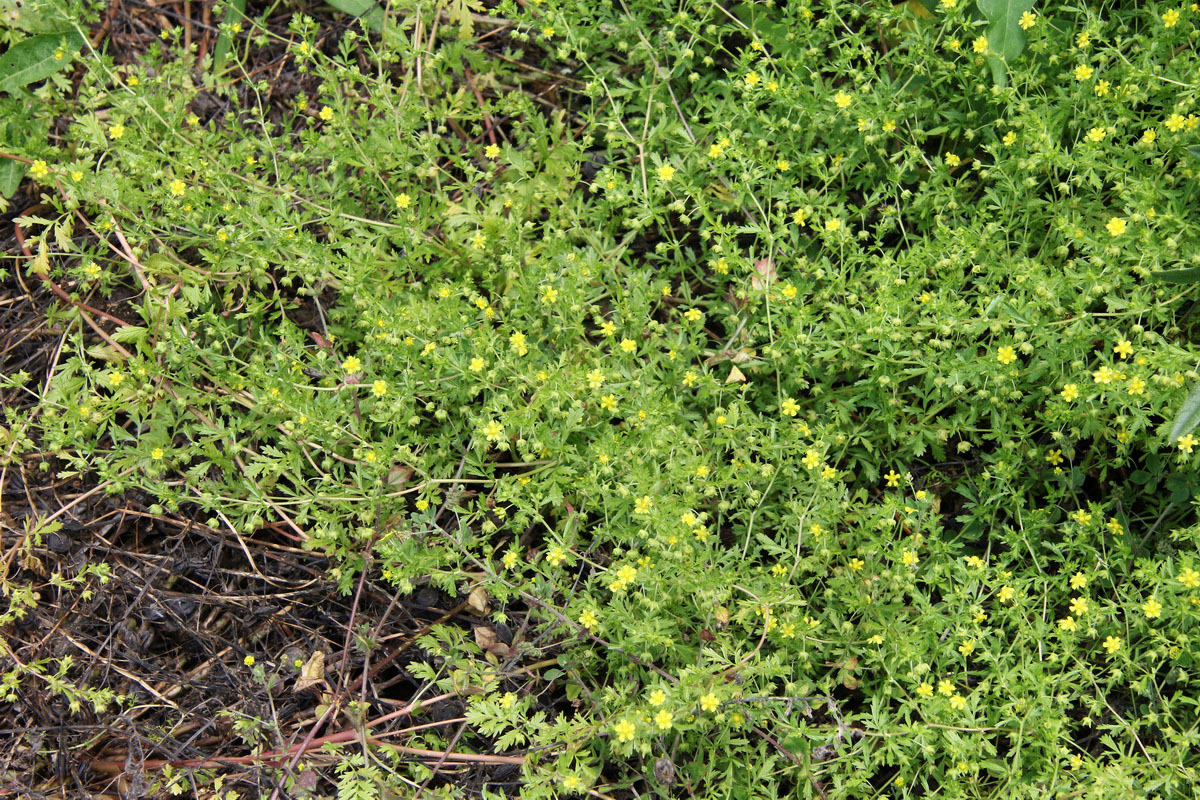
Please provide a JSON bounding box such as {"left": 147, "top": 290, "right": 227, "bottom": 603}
{"left": 1169, "top": 380, "right": 1200, "bottom": 442}
{"left": 0, "top": 31, "right": 84, "bottom": 93}
{"left": 109, "top": 325, "right": 148, "bottom": 344}
{"left": 977, "top": 0, "right": 1034, "bottom": 63}
{"left": 1152, "top": 266, "right": 1200, "bottom": 284}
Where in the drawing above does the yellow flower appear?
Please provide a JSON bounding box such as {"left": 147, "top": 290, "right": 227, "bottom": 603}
{"left": 997, "top": 585, "right": 1015, "bottom": 603}
{"left": 30, "top": 159, "right": 49, "bottom": 178}
{"left": 901, "top": 550, "right": 919, "bottom": 567}
{"left": 997, "top": 346, "right": 1017, "bottom": 365}
{"left": 1074, "top": 64, "right": 1094, "bottom": 81}
{"left": 945, "top": 153, "right": 961, "bottom": 167}
{"left": 613, "top": 719, "right": 636, "bottom": 742}
{"left": 883, "top": 119, "right": 897, "bottom": 132}
{"left": 151, "top": 447, "right": 164, "bottom": 460}
{"left": 1060, "top": 383, "right": 1079, "bottom": 401}
{"left": 395, "top": 192, "right": 412, "bottom": 209}
{"left": 1128, "top": 377, "right": 1146, "bottom": 396}
{"left": 482, "top": 420, "right": 505, "bottom": 442}
{"left": 972, "top": 36, "right": 989, "bottom": 53}
{"left": 1143, "top": 128, "right": 1157, "bottom": 144}
{"left": 1045, "top": 449, "right": 1063, "bottom": 465}
{"left": 1178, "top": 434, "right": 1198, "bottom": 454}
{"left": 654, "top": 709, "right": 673, "bottom": 730}
{"left": 957, "top": 639, "right": 975, "bottom": 656}
{"left": 469, "top": 357, "right": 485, "bottom": 373}
{"left": 166, "top": 178, "right": 186, "bottom": 195}
{"left": 1167, "top": 113, "right": 1187, "bottom": 132}
{"left": 1085, "top": 126, "right": 1107, "bottom": 142}
{"left": 318, "top": 105, "right": 334, "bottom": 121}
{"left": 1002, "top": 131, "right": 1017, "bottom": 146}
{"left": 1102, "top": 636, "right": 1121, "bottom": 655}
{"left": 619, "top": 338, "right": 637, "bottom": 353}
{"left": 342, "top": 356, "right": 362, "bottom": 373}
{"left": 372, "top": 380, "right": 387, "bottom": 396}
{"left": 109, "top": 123, "right": 125, "bottom": 139}
{"left": 781, "top": 398, "right": 800, "bottom": 416}
{"left": 1069, "top": 596, "right": 1088, "bottom": 616}
{"left": 744, "top": 71, "right": 760, "bottom": 87}
{"left": 700, "top": 693, "right": 719, "bottom": 712}
{"left": 916, "top": 682, "right": 933, "bottom": 697}
{"left": 884, "top": 470, "right": 901, "bottom": 487}
{"left": 849, "top": 558, "right": 864, "bottom": 571}
{"left": 834, "top": 91, "right": 852, "bottom": 109}
{"left": 1163, "top": 8, "right": 1181, "bottom": 26}
{"left": 938, "top": 680, "right": 955, "bottom": 696}
{"left": 657, "top": 163, "right": 676, "bottom": 181}
{"left": 634, "top": 495, "right": 653, "bottom": 514}
{"left": 1114, "top": 339, "right": 1133, "bottom": 359}
{"left": 1070, "top": 572, "right": 1087, "bottom": 590}
{"left": 243, "top": 655, "right": 255, "bottom": 666}
{"left": 802, "top": 449, "right": 822, "bottom": 470}
{"left": 949, "top": 694, "right": 967, "bottom": 710}
{"left": 599, "top": 394, "right": 617, "bottom": 411}
{"left": 1180, "top": 567, "right": 1200, "bottom": 588}
{"left": 1142, "top": 597, "right": 1163, "bottom": 619}
{"left": 1018, "top": 10, "right": 1036, "bottom": 29}
{"left": 1105, "top": 217, "right": 1127, "bottom": 236}
{"left": 825, "top": 218, "right": 842, "bottom": 232}
{"left": 578, "top": 609, "right": 599, "bottom": 631}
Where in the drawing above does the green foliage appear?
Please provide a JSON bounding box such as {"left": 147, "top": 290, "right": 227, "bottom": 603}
{"left": 9, "top": 0, "right": 1200, "bottom": 797}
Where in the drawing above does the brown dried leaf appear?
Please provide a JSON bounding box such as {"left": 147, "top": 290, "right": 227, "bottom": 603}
{"left": 726, "top": 365, "right": 746, "bottom": 384}
{"left": 473, "top": 626, "right": 499, "bottom": 650}
{"left": 293, "top": 650, "right": 326, "bottom": 694}
{"left": 466, "top": 585, "right": 490, "bottom": 616}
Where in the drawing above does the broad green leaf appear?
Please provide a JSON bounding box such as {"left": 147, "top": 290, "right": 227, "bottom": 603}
{"left": 977, "top": 0, "right": 1035, "bottom": 63}
{"left": 0, "top": 158, "right": 24, "bottom": 198}
{"left": 1152, "top": 266, "right": 1200, "bottom": 284}
{"left": 0, "top": 0, "right": 74, "bottom": 33}
{"left": 209, "top": 0, "right": 246, "bottom": 81}
{"left": 325, "top": 0, "right": 385, "bottom": 31}
{"left": 1169, "top": 380, "right": 1200, "bottom": 442}
{"left": 0, "top": 30, "right": 84, "bottom": 93}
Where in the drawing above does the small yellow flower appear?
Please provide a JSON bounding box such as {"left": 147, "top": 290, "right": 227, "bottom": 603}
{"left": 1102, "top": 635, "right": 1121, "bottom": 655}
{"left": 997, "top": 346, "right": 1017, "bottom": 365}
{"left": 781, "top": 398, "right": 800, "bottom": 417}
{"left": 318, "top": 105, "right": 334, "bottom": 121}
{"left": 1178, "top": 434, "right": 1198, "bottom": 454}
{"left": 1069, "top": 596, "right": 1088, "bottom": 616}
{"left": 949, "top": 694, "right": 967, "bottom": 710}
{"left": 395, "top": 192, "right": 412, "bottom": 209}
{"left": 1114, "top": 339, "right": 1133, "bottom": 359}
{"left": 634, "top": 495, "right": 653, "bottom": 514}
{"left": 372, "top": 380, "right": 387, "bottom": 396}
{"left": 884, "top": 470, "right": 901, "bottom": 487}
{"left": 1018, "top": 10, "right": 1036, "bottom": 29}
{"left": 825, "top": 218, "right": 842, "bottom": 232}
{"left": 151, "top": 447, "right": 164, "bottom": 460}
{"left": 744, "top": 71, "right": 761, "bottom": 87}
{"left": 882, "top": 120, "right": 897, "bottom": 133}
{"left": 1085, "top": 126, "right": 1107, "bottom": 143}
{"left": 1070, "top": 572, "right": 1087, "bottom": 590}
{"left": 1180, "top": 567, "right": 1200, "bottom": 588}
{"left": 1074, "top": 64, "right": 1094, "bottom": 81}
{"left": 342, "top": 356, "right": 362, "bottom": 373}
{"left": 901, "top": 550, "right": 919, "bottom": 567}
{"left": 916, "top": 682, "right": 933, "bottom": 697}
{"left": 997, "top": 585, "right": 1015, "bottom": 603}
{"left": 1045, "top": 449, "right": 1063, "bottom": 465}
{"left": 1143, "top": 128, "right": 1157, "bottom": 145}
{"left": 1142, "top": 597, "right": 1163, "bottom": 619}
{"left": 30, "top": 160, "right": 49, "bottom": 178}
{"left": 1163, "top": 8, "right": 1181, "bottom": 26}
{"left": 1167, "top": 113, "right": 1187, "bottom": 132}
{"left": 469, "top": 357, "right": 485, "bottom": 373}
{"left": 654, "top": 709, "right": 673, "bottom": 730}
{"left": 1104, "top": 216, "right": 1127, "bottom": 237}
{"left": 657, "top": 163, "right": 677, "bottom": 181}
{"left": 938, "top": 680, "right": 955, "bottom": 696}
{"left": 109, "top": 123, "right": 125, "bottom": 139}
{"left": 578, "top": 609, "right": 599, "bottom": 632}
{"left": 834, "top": 91, "right": 852, "bottom": 109}
{"left": 700, "top": 693, "right": 719, "bottom": 712}
{"left": 849, "top": 558, "right": 864, "bottom": 571}
{"left": 972, "top": 36, "right": 989, "bottom": 53}
{"left": 1060, "top": 383, "right": 1079, "bottom": 401}
{"left": 614, "top": 719, "right": 637, "bottom": 742}
{"left": 957, "top": 639, "right": 975, "bottom": 656}
{"left": 1002, "top": 131, "right": 1017, "bottom": 146}
{"left": 945, "top": 153, "right": 961, "bottom": 167}
{"left": 243, "top": 655, "right": 255, "bottom": 666}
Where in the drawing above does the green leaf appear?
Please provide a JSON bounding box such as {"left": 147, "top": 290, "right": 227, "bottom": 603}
{"left": 1152, "top": 266, "right": 1200, "bottom": 284}
{"left": 0, "top": 158, "right": 24, "bottom": 198}
{"left": 977, "top": 0, "right": 1035, "bottom": 64}
{"left": 325, "top": 0, "right": 386, "bottom": 31}
{"left": 1169, "top": 380, "right": 1200, "bottom": 443}
{"left": 209, "top": 0, "right": 246, "bottom": 81}
{"left": 0, "top": 31, "right": 85, "bottom": 93}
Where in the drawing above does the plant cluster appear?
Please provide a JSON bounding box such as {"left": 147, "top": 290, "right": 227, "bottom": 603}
{"left": 3, "top": 0, "right": 1200, "bottom": 797}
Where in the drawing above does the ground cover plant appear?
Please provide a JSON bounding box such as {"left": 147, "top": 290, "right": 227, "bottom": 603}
{"left": 2, "top": 0, "right": 1200, "bottom": 797}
